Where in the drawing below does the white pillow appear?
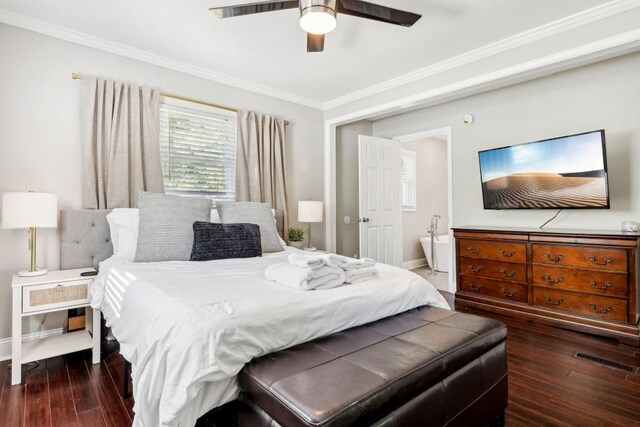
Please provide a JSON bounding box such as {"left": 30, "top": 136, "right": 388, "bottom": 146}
{"left": 105, "top": 213, "right": 120, "bottom": 255}
{"left": 211, "top": 209, "right": 221, "bottom": 223}
{"left": 106, "top": 208, "right": 139, "bottom": 261}
{"left": 273, "top": 209, "right": 287, "bottom": 248}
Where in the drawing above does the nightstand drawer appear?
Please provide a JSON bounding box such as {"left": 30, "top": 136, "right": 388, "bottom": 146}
{"left": 22, "top": 279, "right": 91, "bottom": 313}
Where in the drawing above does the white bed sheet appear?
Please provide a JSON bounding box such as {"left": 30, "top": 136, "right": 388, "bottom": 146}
{"left": 92, "top": 248, "right": 449, "bottom": 426}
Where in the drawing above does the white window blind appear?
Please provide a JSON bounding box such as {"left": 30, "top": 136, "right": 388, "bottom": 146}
{"left": 401, "top": 150, "right": 417, "bottom": 211}
{"left": 159, "top": 98, "right": 237, "bottom": 201}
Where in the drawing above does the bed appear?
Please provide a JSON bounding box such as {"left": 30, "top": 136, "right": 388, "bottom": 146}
{"left": 60, "top": 209, "right": 507, "bottom": 427}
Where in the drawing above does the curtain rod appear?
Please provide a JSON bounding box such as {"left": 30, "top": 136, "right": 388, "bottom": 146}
{"left": 71, "top": 73, "right": 289, "bottom": 125}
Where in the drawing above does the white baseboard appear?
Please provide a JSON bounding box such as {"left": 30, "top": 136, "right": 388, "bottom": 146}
{"left": 0, "top": 328, "right": 64, "bottom": 362}
{"left": 402, "top": 258, "right": 428, "bottom": 269}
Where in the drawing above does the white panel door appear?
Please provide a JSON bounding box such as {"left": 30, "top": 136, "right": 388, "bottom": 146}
{"left": 358, "top": 135, "right": 402, "bottom": 266}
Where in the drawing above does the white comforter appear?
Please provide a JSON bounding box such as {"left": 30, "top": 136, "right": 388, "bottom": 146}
{"left": 92, "top": 248, "right": 449, "bottom": 426}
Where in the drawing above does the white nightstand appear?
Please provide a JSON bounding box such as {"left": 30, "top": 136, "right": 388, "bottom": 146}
{"left": 11, "top": 268, "right": 101, "bottom": 385}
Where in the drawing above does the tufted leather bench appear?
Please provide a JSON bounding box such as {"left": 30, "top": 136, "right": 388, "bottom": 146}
{"left": 203, "top": 305, "right": 508, "bottom": 426}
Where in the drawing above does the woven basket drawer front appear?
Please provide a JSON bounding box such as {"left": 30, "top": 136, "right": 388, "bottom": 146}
{"left": 23, "top": 279, "right": 91, "bottom": 313}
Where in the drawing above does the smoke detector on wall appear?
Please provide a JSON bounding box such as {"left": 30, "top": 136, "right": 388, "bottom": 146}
{"left": 462, "top": 114, "right": 474, "bottom": 125}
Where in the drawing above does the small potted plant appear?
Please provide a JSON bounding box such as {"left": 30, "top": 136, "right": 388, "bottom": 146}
{"left": 287, "top": 227, "right": 305, "bottom": 249}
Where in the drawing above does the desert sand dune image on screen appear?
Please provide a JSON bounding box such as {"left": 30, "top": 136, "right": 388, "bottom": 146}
{"left": 482, "top": 172, "right": 607, "bottom": 209}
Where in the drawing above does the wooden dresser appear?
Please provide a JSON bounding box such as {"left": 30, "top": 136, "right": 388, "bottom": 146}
{"left": 453, "top": 226, "right": 640, "bottom": 346}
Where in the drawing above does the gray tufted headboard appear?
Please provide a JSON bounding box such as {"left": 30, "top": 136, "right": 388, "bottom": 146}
{"left": 60, "top": 209, "right": 114, "bottom": 269}
{"left": 60, "top": 208, "right": 286, "bottom": 269}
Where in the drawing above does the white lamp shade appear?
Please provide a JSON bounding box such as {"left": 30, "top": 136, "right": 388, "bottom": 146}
{"left": 2, "top": 192, "right": 58, "bottom": 229}
{"left": 298, "top": 201, "right": 323, "bottom": 223}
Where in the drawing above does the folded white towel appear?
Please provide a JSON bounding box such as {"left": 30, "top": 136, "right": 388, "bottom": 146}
{"left": 345, "top": 267, "right": 380, "bottom": 283}
{"left": 287, "top": 253, "right": 325, "bottom": 270}
{"left": 265, "top": 263, "right": 346, "bottom": 290}
{"left": 321, "top": 254, "right": 376, "bottom": 270}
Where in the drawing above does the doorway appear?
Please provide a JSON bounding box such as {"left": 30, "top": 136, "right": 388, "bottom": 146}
{"left": 394, "top": 127, "right": 453, "bottom": 292}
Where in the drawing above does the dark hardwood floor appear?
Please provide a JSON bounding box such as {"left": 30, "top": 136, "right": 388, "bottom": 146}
{"left": 1, "top": 292, "right": 639, "bottom": 426}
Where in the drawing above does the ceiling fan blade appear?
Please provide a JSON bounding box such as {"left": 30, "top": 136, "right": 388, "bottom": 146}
{"left": 307, "top": 33, "right": 325, "bottom": 52}
{"left": 210, "top": 1, "right": 299, "bottom": 18}
{"left": 337, "top": 0, "right": 421, "bottom": 27}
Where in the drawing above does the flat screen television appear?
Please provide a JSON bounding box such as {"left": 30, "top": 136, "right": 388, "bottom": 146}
{"left": 478, "top": 130, "right": 609, "bottom": 210}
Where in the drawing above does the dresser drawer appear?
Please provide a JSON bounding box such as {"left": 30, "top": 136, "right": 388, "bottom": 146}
{"left": 22, "top": 279, "right": 91, "bottom": 314}
{"left": 532, "top": 287, "right": 627, "bottom": 323}
{"left": 459, "top": 276, "right": 527, "bottom": 303}
{"left": 531, "top": 244, "right": 627, "bottom": 272}
{"left": 458, "top": 239, "right": 526, "bottom": 263}
{"left": 532, "top": 265, "right": 627, "bottom": 297}
{"left": 460, "top": 257, "right": 527, "bottom": 283}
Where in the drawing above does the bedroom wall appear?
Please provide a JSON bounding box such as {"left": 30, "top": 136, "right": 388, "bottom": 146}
{"left": 0, "top": 23, "right": 325, "bottom": 351}
{"left": 335, "top": 120, "right": 372, "bottom": 258}
{"left": 372, "top": 52, "right": 640, "bottom": 233}
{"left": 401, "top": 138, "right": 448, "bottom": 265}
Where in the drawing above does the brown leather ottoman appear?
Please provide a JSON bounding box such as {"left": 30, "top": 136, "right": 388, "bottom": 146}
{"left": 230, "top": 306, "right": 508, "bottom": 427}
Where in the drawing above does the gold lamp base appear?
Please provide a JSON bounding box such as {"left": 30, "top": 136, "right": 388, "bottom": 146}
{"left": 19, "top": 227, "right": 49, "bottom": 277}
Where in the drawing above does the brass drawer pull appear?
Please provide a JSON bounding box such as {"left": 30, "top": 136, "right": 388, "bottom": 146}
{"left": 544, "top": 253, "right": 563, "bottom": 262}
{"left": 588, "top": 304, "right": 612, "bottom": 314}
{"left": 543, "top": 274, "right": 564, "bottom": 284}
{"left": 544, "top": 296, "right": 564, "bottom": 306}
{"left": 467, "top": 246, "right": 481, "bottom": 255}
{"left": 499, "top": 249, "right": 515, "bottom": 257}
{"left": 589, "top": 280, "right": 612, "bottom": 290}
{"left": 468, "top": 284, "right": 484, "bottom": 292}
{"left": 501, "top": 289, "right": 517, "bottom": 297}
{"left": 467, "top": 265, "right": 483, "bottom": 273}
{"left": 589, "top": 256, "right": 612, "bottom": 266}
{"left": 499, "top": 268, "right": 516, "bottom": 278}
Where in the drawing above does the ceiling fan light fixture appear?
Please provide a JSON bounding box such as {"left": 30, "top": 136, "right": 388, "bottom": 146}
{"left": 300, "top": 5, "right": 336, "bottom": 35}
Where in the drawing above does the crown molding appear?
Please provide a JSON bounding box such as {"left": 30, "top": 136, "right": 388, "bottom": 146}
{"left": 0, "top": 9, "right": 325, "bottom": 110}
{"left": 322, "top": 0, "right": 640, "bottom": 110}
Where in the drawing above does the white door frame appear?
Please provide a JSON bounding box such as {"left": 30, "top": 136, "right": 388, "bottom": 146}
{"left": 324, "top": 120, "right": 455, "bottom": 292}
{"left": 392, "top": 127, "right": 455, "bottom": 293}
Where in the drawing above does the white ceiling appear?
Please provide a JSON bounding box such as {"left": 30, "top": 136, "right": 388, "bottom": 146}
{"left": 0, "top": 0, "right": 610, "bottom": 104}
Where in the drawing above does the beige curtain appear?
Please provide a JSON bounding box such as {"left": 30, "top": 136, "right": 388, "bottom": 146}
{"left": 236, "top": 110, "right": 289, "bottom": 231}
{"left": 81, "top": 76, "right": 164, "bottom": 208}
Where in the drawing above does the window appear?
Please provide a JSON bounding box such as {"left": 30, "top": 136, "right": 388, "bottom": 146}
{"left": 159, "top": 97, "right": 237, "bottom": 201}
{"left": 401, "top": 150, "right": 417, "bottom": 211}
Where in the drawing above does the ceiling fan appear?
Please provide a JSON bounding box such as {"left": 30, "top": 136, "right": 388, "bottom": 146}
{"left": 210, "top": 0, "right": 421, "bottom": 52}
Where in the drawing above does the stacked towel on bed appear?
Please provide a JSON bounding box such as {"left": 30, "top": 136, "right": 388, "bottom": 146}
{"left": 321, "top": 254, "right": 376, "bottom": 271}
{"left": 265, "top": 263, "right": 346, "bottom": 290}
{"left": 345, "top": 267, "right": 379, "bottom": 283}
{"left": 288, "top": 253, "right": 376, "bottom": 271}
{"left": 287, "top": 253, "right": 326, "bottom": 270}
{"left": 265, "top": 252, "right": 379, "bottom": 289}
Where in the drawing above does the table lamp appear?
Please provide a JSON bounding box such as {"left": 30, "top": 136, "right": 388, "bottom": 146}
{"left": 2, "top": 192, "right": 58, "bottom": 276}
{"left": 298, "top": 200, "right": 323, "bottom": 251}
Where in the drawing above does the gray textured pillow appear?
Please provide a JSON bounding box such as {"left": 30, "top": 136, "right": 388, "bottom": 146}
{"left": 134, "top": 193, "right": 212, "bottom": 262}
{"left": 217, "top": 202, "right": 284, "bottom": 253}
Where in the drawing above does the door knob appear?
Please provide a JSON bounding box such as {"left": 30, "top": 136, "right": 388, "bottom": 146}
{"left": 358, "top": 217, "right": 370, "bottom": 223}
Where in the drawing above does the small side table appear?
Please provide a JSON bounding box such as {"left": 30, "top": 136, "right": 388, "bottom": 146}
{"left": 11, "top": 268, "right": 101, "bottom": 385}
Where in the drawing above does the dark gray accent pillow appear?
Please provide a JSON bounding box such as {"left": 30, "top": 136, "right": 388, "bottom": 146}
{"left": 134, "top": 193, "right": 212, "bottom": 262}
{"left": 217, "top": 202, "right": 284, "bottom": 253}
{"left": 190, "top": 222, "right": 262, "bottom": 261}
